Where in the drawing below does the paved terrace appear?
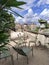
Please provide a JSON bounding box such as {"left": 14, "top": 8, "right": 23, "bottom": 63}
{"left": 0, "top": 31, "right": 49, "bottom": 65}
{"left": 0, "top": 47, "right": 49, "bottom": 65}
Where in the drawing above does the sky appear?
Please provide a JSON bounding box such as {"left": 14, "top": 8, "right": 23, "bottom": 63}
{"left": 11, "top": 0, "right": 49, "bottom": 24}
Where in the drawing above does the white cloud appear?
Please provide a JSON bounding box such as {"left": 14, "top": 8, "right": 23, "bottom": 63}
{"left": 17, "top": 0, "right": 36, "bottom": 11}
{"left": 40, "top": 8, "right": 49, "bottom": 20}
{"left": 33, "top": 13, "right": 38, "bottom": 17}
{"left": 47, "top": 21, "right": 49, "bottom": 23}
{"left": 46, "top": 0, "right": 49, "bottom": 4}
{"left": 22, "top": 18, "right": 29, "bottom": 24}
{"left": 36, "top": 0, "right": 49, "bottom": 7}
{"left": 24, "top": 8, "right": 34, "bottom": 19}
{"left": 15, "top": 17, "right": 22, "bottom": 23}
{"left": 25, "top": 8, "right": 34, "bottom": 17}
{"left": 37, "top": 0, "right": 43, "bottom": 7}
{"left": 28, "top": 8, "right": 33, "bottom": 14}
{"left": 24, "top": 8, "right": 40, "bottom": 20}
{"left": 40, "top": 9, "right": 49, "bottom": 19}
{"left": 14, "top": 0, "right": 49, "bottom": 13}
{"left": 16, "top": 8, "right": 40, "bottom": 24}
{"left": 15, "top": 8, "right": 49, "bottom": 24}
{"left": 40, "top": 9, "right": 49, "bottom": 15}
{"left": 21, "top": 8, "right": 40, "bottom": 24}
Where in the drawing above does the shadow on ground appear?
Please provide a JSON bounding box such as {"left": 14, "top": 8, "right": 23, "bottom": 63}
{"left": 0, "top": 47, "right": 49, "bottom": 65}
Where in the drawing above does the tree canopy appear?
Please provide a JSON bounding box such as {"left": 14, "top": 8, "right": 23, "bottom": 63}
{"left": 38, "top": 19, "right": 47, "bottom": 28}
{"left": 0, "top": 0, "right": 26, "bottom": 51}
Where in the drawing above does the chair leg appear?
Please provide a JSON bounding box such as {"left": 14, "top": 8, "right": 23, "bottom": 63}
{"left": 17, "top": 52, "right": 18, "bottom": 60}
{"left": 4, "top": 57, "right": 7, "bottom": 61}
{"left": 11, "top": 55, "right": 14, "bottom": 65}
{"left": 26, "top": 56, "right": 28, "bottom": 64}
{"left": 32, "top": 47, "right": 33, "bottom": 56}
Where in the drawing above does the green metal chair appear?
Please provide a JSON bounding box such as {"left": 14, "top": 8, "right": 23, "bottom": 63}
{"left": 10, "top": 40, "right": 33, "bottom": 64}
{"left": 0, "top": 47, "right": 14, "bottom": 65}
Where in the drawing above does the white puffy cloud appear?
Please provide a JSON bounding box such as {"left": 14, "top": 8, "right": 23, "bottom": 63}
{"left": 17, "top": 0, "right": 36, "bottom": 11}
{"left": 24, "top": 8, "right": 34, "bottom": 18}
{"left": 28, "top": 8, "right": 33, "bottom": 15}
{"left": 47, "top": 21, "right": 49, "bottom": 23}
{"left": 36, "top": 0, "right": 49, "bottom": 7}
{"left": 40, "top": 9, "right": 49, "bottom": 16}
{"left": 40, "top": 8, "right": 49, "bottom": 20}
{"left": 14, "top": 0, "right": 49, "bottom": 13}
{"left": 15, "top": 17, "right": 22, "bottom": 23}
{"left": 15, "top": 8, "right": 40, "bottom": 24}
{"left": 15, "top": 8, "right": 49, "bottom": 25}
{"left": 46, "top": 0, "right": 49, "bottom": 4}
{"left": 24, "top": 8, "right": 40, "bottom": 21}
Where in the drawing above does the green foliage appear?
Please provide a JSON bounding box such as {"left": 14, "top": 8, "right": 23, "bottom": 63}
{"left": 0, "top": 32, "right": 9, "bottom": 46}
{"left": 0, "top": 11, "right": 15, "bottom": 31}
{"left": 34, "top": 27, "right": 39, "bottom": 32}
{"left": 0, "top": 30, "right": 10, "bottom": 51}
{"left": 38, "top": 19, "right": 47, "bottom": 28}
{"left": 0, "top": 0, "right": 26, "bottom": 16}
{"left": 0, "top": 0, "right": 26, "bottom": 7}
{"left": 47, "top": 24, "right": 49, "bottom": 28}
{"left": 0, "top": 13, "right": 15, "bottom": 51}
{"left": 38, "top": 19, "right": 47, "bottom": 23}
{"left": 0, "top": 0, "right": 26, "bottom": 51}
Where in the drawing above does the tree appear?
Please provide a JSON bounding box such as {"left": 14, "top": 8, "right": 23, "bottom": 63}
{"left": 38, "top": 19, "right": 47, "bottom": 28}
{"left": 0, "top": 0, "right": 26, "bottom": 51}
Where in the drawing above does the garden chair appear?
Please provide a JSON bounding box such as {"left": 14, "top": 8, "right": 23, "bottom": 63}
{"left": 10, "top": 39, "right": 33, "bottom": 64}
{"left": 28, "top": 33, "right": 38, "bottom": 47}
{"left": 0, "top": 47, "right": 14, "bottom": 65}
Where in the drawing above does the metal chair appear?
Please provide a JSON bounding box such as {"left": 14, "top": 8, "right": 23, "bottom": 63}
{"left": 10, "top": 40, "right": 33, "bottom": 64}
{"left": 0, "top": 47, "right": 14, "bottom": 65}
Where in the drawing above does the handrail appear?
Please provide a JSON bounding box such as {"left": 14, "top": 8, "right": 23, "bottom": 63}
{"left": 29, "top": 31, "right": 49, "bottom": 37}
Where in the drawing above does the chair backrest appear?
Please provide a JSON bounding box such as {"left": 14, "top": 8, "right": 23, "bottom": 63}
{"left": 13, "top": 46, "right": 27, "bottom": 56}
{"left": 0, "top": 48, "right": 11, "bottom": 59}
{"left": 29, "top": 34, "right": 38, "bottom": 46}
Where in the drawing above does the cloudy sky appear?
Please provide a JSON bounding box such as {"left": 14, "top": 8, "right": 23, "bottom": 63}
{"left": 12, "top": 0, "right": 49, "bottom": 24}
